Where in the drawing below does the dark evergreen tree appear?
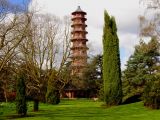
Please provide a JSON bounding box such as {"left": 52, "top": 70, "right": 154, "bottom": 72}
{"left": 142, "top": 38, "right": 160, "bottom": 109}
{"left": 122, "top": 51, "right": 146, "bottom": 103}
{"left": 102, "top": 11, "right": 122, "bottom": 106}
{"left": 143, "top": 75, "right": 160, "bottom": 109}
{"left": 122, "top": 38, "right": 160, "bottom": 107}
{"left": 82, "top": 55, "right": 103, "bottom": 98}
{"left": 16, "top": 73, "right": 27, "bottom": 116}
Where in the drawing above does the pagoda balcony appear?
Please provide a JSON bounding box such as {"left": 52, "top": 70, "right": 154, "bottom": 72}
{"left": 71, "top": 37, "right": 88, "bottom": 42}
{"left": 71, "top": 21, "right": 86, "bottom": 25}
{"left": 71, "top": 23, "right": 87, "bottom": 27}
{"left": 72, "top": 28, "right": 85, "bottom": 31}
{"left": 71, "top": 30, "right": 88, "bottom": 34}
{"left": 71, "top": 46, "right": 88, "bottom": 50}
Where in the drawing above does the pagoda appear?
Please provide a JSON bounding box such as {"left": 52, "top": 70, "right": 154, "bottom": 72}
{"left": 71, "top": 6, "right": 88, "bottom": 77}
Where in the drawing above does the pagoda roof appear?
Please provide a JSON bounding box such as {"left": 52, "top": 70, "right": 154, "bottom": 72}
{"left": 72, "top": 6, "right": 86, "bottom": 15}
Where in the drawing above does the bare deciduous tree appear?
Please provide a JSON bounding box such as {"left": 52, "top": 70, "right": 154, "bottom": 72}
{"left": 17, "top": 12, "right": 71, "bottom": 107}
{"left": 139, "top": 0, "right": 160, "bottom": 40}
{"left": 0, "top": 0, "right": 32, "bottom": 102}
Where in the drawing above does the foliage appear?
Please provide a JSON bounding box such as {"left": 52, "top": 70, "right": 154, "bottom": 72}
{"left": 122, "top": 38, "right": 160, "bottom": 106}
{"left": 16, "top": 73, "right": 27, "bottom": 116}
{"left": 46, "top": 82, "right": 60, "bottom": 105}
{"left": 102, "top": 10, "right": 122, "bottom": 106}
{"left": 143, "top": 75, "right": 160, "bottom": 109}
{"left": 122, "top": 52, "right": 146, "bottom": 102}
{"left": 98, "top": 83, "right": 104, "bottom": 101}
{"left": 46, "top": 70, "right": 60, "bottom": 104}
{"left": 82, "top": 55, "right": 103, "bottom": 97}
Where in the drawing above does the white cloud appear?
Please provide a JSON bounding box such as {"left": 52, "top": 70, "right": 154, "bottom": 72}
{"left": 119, "top": 33, "right": 139, "bottom": 70}
{"left": 29, "top": 0, "right": 144, "bottom": 70}
{"left": 119, "top": 33, "right": 139, "bottom": 54}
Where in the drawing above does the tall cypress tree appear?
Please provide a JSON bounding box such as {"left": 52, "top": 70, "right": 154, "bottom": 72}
{"left": 16, "top": 73, "right": 27, "bottom": 116}
{"left": 102, "top": 10, "right": 122, "bottom": 106}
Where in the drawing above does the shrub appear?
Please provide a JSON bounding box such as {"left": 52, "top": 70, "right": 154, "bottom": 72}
{"left": 46, "top": 89, "right": 60, "bottom": 104}
{"left": 143, "top": 76, "right": 160, "bottom": 109}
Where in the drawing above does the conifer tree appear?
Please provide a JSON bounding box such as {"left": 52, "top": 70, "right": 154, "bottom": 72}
{"left": 16, "top": 73, "right": 27, "bottom": 116}
{"left": 122, "top": 38, "right": 160, "bottom": 108}
{"left": 102, "top": 10, "right": 122, "bottom": 106}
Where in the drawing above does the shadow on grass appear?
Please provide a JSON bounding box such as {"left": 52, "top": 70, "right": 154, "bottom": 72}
{"left": 28, "top": 111, "right": 111, "bottom": 118}
{"left": 6, "top": 114, "right": 35, "bottom": 119}
{"left": 6, "top": 110, "right": 46, "bottom": 119}
{"left": 6, "top": 106, "right": 111, "bottom": 119}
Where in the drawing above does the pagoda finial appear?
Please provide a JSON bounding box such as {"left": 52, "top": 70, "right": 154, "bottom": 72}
{"left": 77, "top": 6, "right": 81, "bottom": 10}
{"left": 76, "top": 6, "right": 82, "bottom": 12}
{"left": 72, "top": 6, "right": 86, "bottom": 15}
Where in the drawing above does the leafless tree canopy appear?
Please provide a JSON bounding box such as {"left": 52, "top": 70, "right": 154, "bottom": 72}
{"left": 140, "top": 0, "right": 160, "bottom": 40}
{"left": 0, "top": 1, "right": 71, "bottom": 101}
{"left": 140, "top": 0, "right": 160, "bottom": 9}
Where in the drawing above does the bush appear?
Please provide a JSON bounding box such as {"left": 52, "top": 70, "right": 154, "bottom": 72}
{"left": 46, "top": 90, "right": 60, "bottom": 104}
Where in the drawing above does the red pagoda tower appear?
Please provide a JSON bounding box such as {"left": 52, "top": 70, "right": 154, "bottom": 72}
{"left": 71, "top": 6, "right": 88, "bottom": 77}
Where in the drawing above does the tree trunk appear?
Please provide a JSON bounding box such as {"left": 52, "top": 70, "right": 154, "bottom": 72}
{"left": 3, "top": 85, "right": 8, "bottom": 102}
{"left": 33, "top": 99, "right": 39, "bottom": 111}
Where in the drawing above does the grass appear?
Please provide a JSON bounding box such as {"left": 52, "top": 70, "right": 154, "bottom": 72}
{"left": 0, "top": 99, "right": 160, "bottom": 120}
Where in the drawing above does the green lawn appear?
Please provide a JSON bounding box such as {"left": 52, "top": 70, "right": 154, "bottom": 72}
{"left": 0, "top": 99, "right": 160, "bottom": 120}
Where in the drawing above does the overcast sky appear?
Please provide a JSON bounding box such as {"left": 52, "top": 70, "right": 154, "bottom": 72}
{"left": 28, "top": 0, "right": 144, "bottom": 70}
